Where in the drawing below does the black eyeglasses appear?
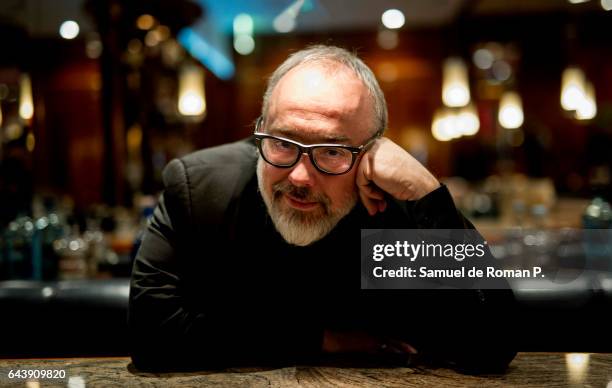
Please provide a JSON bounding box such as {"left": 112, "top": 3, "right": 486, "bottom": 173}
{"left": 254, "top": 116, "right": 381, "bottom": 175}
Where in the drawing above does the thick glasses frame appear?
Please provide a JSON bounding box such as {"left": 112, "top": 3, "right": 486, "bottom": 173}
{"left": 253, "top": 116, "right": 381, "bottom": 175}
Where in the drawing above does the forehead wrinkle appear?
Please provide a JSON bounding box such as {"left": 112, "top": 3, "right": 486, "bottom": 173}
{"left": 274, "top": 96, "right": 363, "bottom": 125}
{"left": 266, "top": 108, "right": 351, "bottom": 142}
{"left": 286, "top": 107, "right": 343, "bottom": 121}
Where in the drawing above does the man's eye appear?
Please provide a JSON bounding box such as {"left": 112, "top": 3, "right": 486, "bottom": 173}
{"left": 272, "top": 140, "right": 293, "bottom": 150}
{"left": 322, "top": 148, "right": 346, "bottom": 158}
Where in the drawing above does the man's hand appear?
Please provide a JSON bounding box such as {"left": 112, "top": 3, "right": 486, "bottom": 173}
{"left": 322, "top": 329, "right": 417, "bottom": 355}
{"left": 356, "top": 137, "right": 440, "bottom": 216}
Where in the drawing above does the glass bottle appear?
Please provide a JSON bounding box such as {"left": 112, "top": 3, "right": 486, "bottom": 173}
{"left": 54, "top": 224, "right": 88, "bottom": 280}
{"left": 3, "top": 214, "right": 35, "bottom": 279}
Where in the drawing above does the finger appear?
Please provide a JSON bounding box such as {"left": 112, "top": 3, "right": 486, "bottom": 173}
{"left": 360, "top": 184, "right": 385, "bottom": 200}
{"left": 393, "top": 341, "right": 418, "bottom": 354}
{"left": 359, "top": 189, "right": 379, "bottom": 216}
{"left": 356, "top": 153, "right": 373, "bottom": 187}
{"left": 378, "top": 200, "right": 387, "bottom": 213}
{"left": 384, "top": 339, "right": 418, "bottom": 354}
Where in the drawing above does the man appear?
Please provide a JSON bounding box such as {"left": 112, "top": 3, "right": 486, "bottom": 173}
{"left": 129, "top": 45, "right": 516, "bottom": 373}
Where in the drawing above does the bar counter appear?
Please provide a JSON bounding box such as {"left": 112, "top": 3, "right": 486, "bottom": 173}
{"left": 1, "top": 353, "right": 611, "bottom": 387}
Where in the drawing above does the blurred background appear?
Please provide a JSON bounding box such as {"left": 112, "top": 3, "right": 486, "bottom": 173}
{"left": 0, "top": 0, "right": 611, "bottom": 281}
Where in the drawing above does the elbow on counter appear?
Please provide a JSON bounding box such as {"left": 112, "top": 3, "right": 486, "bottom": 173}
{"left": 127, "top": 329, "right": 227, "bottom": 373}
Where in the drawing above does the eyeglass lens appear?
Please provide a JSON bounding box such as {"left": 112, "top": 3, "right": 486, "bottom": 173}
{"left": 260, "top": 137, "right": 353, "bottom": 173}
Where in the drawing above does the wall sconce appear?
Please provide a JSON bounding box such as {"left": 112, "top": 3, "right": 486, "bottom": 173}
{"left": 498, "top": 91, "right": 524, "bottom": 129}
{"left": 431, "top": 104, "right": 479, "bottom": 142}
{"left": 432, "top": 108, "right": 455, "bottom": 141}
{"left": 178, "top": 64, "right": 206, "bottom": 118}
{"left": 457, "top": 104, "right": 480, "bottom": 136}
{"left": 19, "top": 73, "right": 34, "bottom": 121}
{"left": 561, "top": 67, "right": 586, "bottom": 111}
{"left": 442, "top": 57, "right": 471, "bottom": 108}
{"left": 560, "top": 67, "right": 597, "bottom": 120}
{"left": 575, "top": 81, "right": 596, "bottom": 120}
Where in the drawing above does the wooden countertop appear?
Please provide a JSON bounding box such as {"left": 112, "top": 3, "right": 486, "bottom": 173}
{"left": 1, "top": 353, "right": 610, "bottom": 387}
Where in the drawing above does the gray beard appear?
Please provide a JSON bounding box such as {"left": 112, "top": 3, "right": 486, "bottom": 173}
{"left": 256, "top": 157, "right": 358, "bottom": 246}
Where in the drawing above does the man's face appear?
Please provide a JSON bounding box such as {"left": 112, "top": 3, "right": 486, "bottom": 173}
{"left": 257, "top": 62, "right": 375, "bottom": 246}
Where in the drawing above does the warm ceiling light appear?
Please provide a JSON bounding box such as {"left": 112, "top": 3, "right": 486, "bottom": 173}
{"left": 561, "top": 67, "right": 586, "bottom": 111}
{"left": 432, "top": 108, "right": 463, "bottom": 141}
{"left": 155, "top": 25, "right": 171, "bottom": 41}
{"left": 59, "top": 20, "right": 79, "bottom": 39}
{"left": 19, "top": 74, "right": 34, "bottom": 120}
{"left": 457, "top": 105, "right": 480, "bottom": 136}
{"left": 144, "top": 30, "right": 162, "bottom": 47}
{"left": 442, "top": 57, "right": 471, "bottom": 107}
{"left": 601, "top": 0, "right": 612, "bottom": 11}
{"left": 575, "top": 81, "right": 597, "bottom": 120}
{"left": 381, "top": 9, "right": 405, "bottom": 29}
{"left": 136, "top": 14, "right": 155, "bottom": 30}
{"left": 432, "top": 109, "right": 453, "bottom": 142}
{"left": 498, "top": 91, "right": 524, "bottom": 129}
{"left": 431, "top": 105, "right": 479, "bottom": 142}
{"left": 178, "top": 65, "right": 206, "bottom": 117}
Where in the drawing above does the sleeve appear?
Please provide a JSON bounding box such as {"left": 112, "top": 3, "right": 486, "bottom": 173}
{"left": 410, "top": 184, "right": 473, "bottom": 229}
{"left": 397, "top": 184, "right": 518, "bottom": 373}
{"left": 128, "top": 158, "right": 322, "bottom": 372}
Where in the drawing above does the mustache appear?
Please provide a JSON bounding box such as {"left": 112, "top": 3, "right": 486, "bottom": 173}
{"left": 272, "top": 181, "right": 331, "bottom": 210}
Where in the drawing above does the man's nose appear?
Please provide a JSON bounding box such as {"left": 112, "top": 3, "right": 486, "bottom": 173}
{"left": 287, "top": 154, "right": 317, "bottom": 187}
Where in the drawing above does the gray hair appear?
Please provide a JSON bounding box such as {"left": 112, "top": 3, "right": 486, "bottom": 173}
{"left": 261, "top": 45, "right": 388, "bottom": 135}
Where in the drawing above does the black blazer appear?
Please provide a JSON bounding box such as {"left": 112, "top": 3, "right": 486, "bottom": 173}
{"left": 129, "top": 138, "right": 517, "bottom": 373}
